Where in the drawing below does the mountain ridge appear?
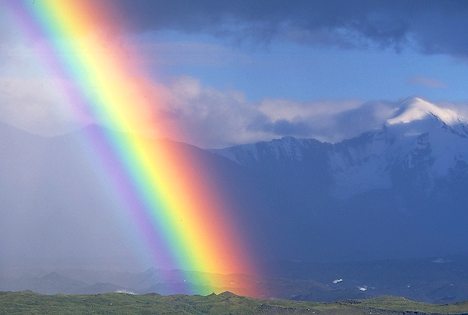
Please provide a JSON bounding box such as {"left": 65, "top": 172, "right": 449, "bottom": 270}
{"left": 214, "top": 98, "right": 468, "bottom": 196}
{"left": 2, "top": 97, "right": 468, "bottom": 296}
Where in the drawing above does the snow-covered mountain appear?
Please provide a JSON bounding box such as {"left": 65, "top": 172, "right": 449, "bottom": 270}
{"left": 215, "top": 97, "right": 468, "bottom": 198}
{"left": 209, "top": 98, "right": 468, "bottom": 262}
{"left": 2, "top": 97, "right": 468, "bottom": 275}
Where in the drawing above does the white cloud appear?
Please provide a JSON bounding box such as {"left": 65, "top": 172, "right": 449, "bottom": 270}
{"left": 0, "top": 38, "right": 463, "bottom": 148}
{"left": 259, "top": 99, "right": 361, "bottom": 121}
{"left": 161, "top": 76, "right": 270, "bottom": 147}
{"left": 160, "top": 77, "right": 392, "bottom": 147}
{"left": 0, "top": 76, "right": 87, "bottom": 136}
{"left": 0, "top": 69, "right": 446, "bottom": 148}
{"left": 0, "top": 36, "right": 90, "bottom": 136}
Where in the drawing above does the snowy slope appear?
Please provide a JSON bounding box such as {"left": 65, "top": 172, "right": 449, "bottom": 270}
{"left": 331, "top": 97, "right": 468, "bottom": 196}
{"left": 216, "top": 97, "right": 468, "bottom": 198}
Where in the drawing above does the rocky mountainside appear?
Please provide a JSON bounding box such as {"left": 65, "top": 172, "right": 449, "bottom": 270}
{"left": 212, "top": 97, "right": 468, "bottom": 262}
{"left": 216, "top": 97, "right": 468, "bottom": 198}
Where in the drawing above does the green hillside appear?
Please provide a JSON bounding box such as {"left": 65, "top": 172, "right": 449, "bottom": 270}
{"left": 1, "top": 291, "right": 468, "bottom": 314}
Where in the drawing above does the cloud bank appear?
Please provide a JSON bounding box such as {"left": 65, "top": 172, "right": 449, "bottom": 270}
{"left": 2, "top": 1, "right": 468, "bottom": 147}
{"left": 116, "top": 0, "right": 468, "bottom": 58}
{"left": 2, "top": 68, "right": 467, "bottom": 148}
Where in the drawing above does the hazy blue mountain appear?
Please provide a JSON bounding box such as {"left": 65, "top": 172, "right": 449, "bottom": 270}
{"left": 3, "top": 256, "right": 468, "bottom": 303}
{"left": 0, "top": 123, "right": 146, "bottom": 272}
{"left": 2, "top": 97, "right": 468, "bottom": 301}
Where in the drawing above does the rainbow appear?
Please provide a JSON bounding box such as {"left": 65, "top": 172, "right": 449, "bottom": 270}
{"left": 4, "top": 0, "right": 261, "bottom": 296}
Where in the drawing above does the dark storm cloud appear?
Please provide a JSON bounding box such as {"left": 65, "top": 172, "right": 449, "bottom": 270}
{"left": 117, "top": 0, "right": 468, "bottom": 57}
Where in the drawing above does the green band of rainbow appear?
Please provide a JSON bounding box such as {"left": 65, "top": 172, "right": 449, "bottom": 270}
{"left": 5, "top": 0, "right": 261, "bottom": 296}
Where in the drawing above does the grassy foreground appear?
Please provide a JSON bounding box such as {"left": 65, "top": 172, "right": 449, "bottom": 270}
{"left": 1, "top": 291, "right": 468, "bottom": 314}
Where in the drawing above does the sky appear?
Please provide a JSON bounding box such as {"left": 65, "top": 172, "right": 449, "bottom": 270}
{"left": 2, "top": 0, "right": 468, "bottom": 147}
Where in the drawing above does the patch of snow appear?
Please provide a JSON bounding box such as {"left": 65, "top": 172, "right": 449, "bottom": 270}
{"left": 115, "top": 290, "right": 136, "bottom": 295}
{"left": 386, "top": 97, "right": 462, "bottom": 126}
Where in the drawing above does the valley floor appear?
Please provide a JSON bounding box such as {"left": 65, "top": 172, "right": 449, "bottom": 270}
{"left": 1, "top": 291, "right": 468, "bottom": 315}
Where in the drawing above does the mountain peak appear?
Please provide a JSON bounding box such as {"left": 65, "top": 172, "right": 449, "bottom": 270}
{"left": 386, "top": 97, "right": 461, "bottom": 126}
{"left": 217, "top": 291, "right": 238, "bottom": 298}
